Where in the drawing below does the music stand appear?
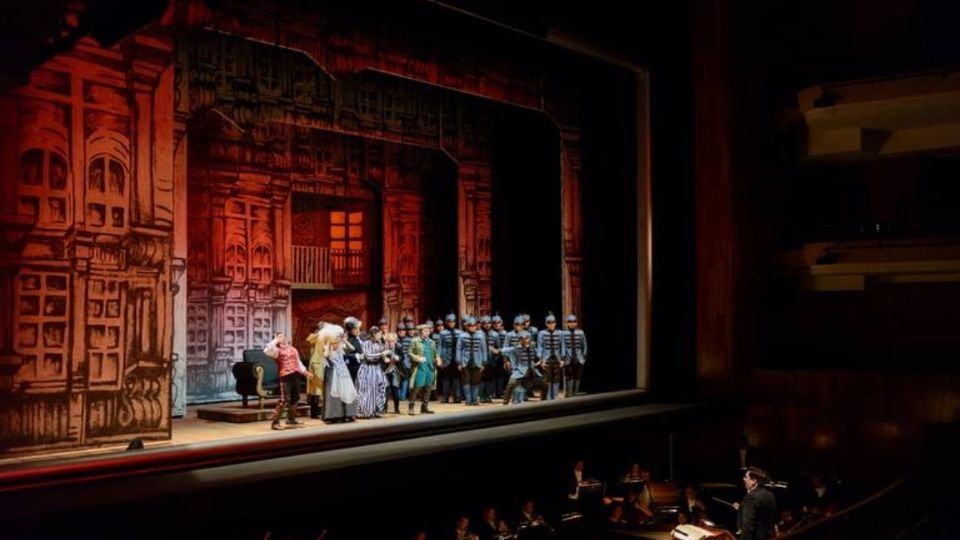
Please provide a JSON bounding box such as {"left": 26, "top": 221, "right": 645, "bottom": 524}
{"left": 557, "top": 512, "right": 584, "bottom": 539}
{"left": 575, "top": 479, "right": 605, "bottom": 521}
{"left": 515, "top": 520, "right": 552, "bottom": 540}
{"left": 616, "top": 478, "right": 644, "bottom": 498}
{"left": 655, "top": 505, "right": 683, "bottom": 525}
{"left": 577, "top": 479, "right": 604, "bottom": 500}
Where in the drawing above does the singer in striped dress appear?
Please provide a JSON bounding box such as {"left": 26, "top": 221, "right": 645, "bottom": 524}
{"left": 356, "top": 326, "right": 389, "bottom": 418}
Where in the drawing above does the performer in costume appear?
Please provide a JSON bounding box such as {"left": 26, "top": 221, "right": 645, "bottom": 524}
{"left": 491, "top": 314, "right": 508, "bottom": 398}
{"left": 505, "top": 315, "right": 525, "bottom": 347}
{"left": 318, "top": 324, "right": 358, "bottom": 423}
{"left": 357, "top": 326, "right": 389, "bottom": 418}
{"left": 523, "top": 313, "right": 539, "bottom": 348}
{"left": 431, "top": 318, "right": 444, "bottom": 402}
{"left": 500, "top": 332, "right": 547, "bottom": 405}
{"left": 263, "top": 332, "right": 316, "bottom": 430}
{"left": 383, "top": 331, "right": 405, "bottom": 414}
{"left": 561, "top": 314, "right": 588, "bottom": 396}
{"left": 538, "top": 313, "right": 564, "bottom": 400}
{"left": 377, "top": 316, "right": 390, "bottom": 336}
{"left": 305, "top": 323, "right": 327, "bottom": 419}
{"left": 432, "top": 318, "right": 444, "bottom": 342}
{"left": 438, "top": 312, "right": 462, "bottom": 403}
{"left": 480, "top": 315, "right": 501, "bottom": 402}
{"left": 343, "top": 317, "right": 364, "bottom": 383}
{"left": 407, "top": 321, "right": 441, "bottom": 415}
{"left": 456, "top": 316, "right": 487, "bottom": 405}
{"left": 399, "top": 322, "right": 415, "bottom": 400}
{"left": 504, "top": 316, "right": 530, "bottom": 400}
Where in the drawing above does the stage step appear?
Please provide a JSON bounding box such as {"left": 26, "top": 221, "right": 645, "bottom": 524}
{"left": 196, "top": 402, "right": 310, "bottom": 423}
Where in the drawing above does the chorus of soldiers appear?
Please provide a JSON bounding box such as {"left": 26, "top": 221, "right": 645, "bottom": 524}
{"left": 263, "top": 312, "right": 588, "bottom": 429}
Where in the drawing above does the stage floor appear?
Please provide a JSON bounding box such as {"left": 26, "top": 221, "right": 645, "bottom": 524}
{"left": 174, "top": 398, "right": 513, "bottom": 445}
{"left": 0, "top": 397, "right": 525, "bottom": 467}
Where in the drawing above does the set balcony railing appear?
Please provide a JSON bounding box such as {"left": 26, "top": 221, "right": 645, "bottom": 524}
{"left": 292, "top": 246, "right": 369, "bottom": 288}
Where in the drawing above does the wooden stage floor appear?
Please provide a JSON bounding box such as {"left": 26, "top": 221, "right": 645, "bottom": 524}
{"left": 0, "top": 397, "right": 517, "bottom": 467}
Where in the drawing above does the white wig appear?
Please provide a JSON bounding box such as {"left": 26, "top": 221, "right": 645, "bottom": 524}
{"left": 317, "top": 323, "right": 345, "bottom": 344}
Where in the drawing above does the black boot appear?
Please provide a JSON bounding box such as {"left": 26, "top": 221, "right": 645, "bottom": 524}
{"left": 308, "top": 395, "right": 321, "bottom": 419}
{"left": 270, "top": 399, "right": 285, "bottom": 430}
{"left": 421, "top": 391, "right": 435, "bottom": 414}
{"left": 286, "top": 406, "right": 304, "bottom": 426}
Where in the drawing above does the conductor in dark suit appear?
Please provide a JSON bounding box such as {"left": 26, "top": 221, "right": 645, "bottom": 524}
{"left": 734, "top": 467, "right": 777, "bottom": 540}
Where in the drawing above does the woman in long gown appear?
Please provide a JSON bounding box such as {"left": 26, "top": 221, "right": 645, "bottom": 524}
{"left": 356, "top": 326, "right": 389, "bottom": 418}
{"left": 318, "top": 324, "right": 358, "bottom": 423}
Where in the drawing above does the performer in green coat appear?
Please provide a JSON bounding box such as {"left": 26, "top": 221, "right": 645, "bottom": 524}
{"left": 406, "top": 321, "right": 441, "bottom": 415}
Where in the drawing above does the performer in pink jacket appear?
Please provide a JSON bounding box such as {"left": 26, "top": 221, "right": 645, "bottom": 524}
{"left": 263, "top": 332, "right": 315, "bottom": 431}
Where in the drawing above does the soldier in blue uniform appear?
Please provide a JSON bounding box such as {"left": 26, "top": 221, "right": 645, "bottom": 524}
{"left": 523, "top": 313, "right": 539, "bottom": 349}
{"left": 500, "top": 331, "right": 546, "bottom": 405}
{"left": 479, "top": 315, "right": 501, "bottom": 402}
{"left": 491, "top": 314, "right": 508, "bottom": 397}
{"left": 500, "top": 313, "right": 524, "bottom": 391}
{"left": 504, "top": 315, "right": 526, "bottom": 348}
{"left": 430, "top": 317, "right": 445, "bottom": 402}
{"left": 537, "top": 313, "right": 564, "bottom": 400}
{"left": 399, "top": 322, "right": 416, "bottom": 400}
{"left": 456, "top": 316, "right": 487, "bottom": 405}
{"left": 432, "top": 318, "right": 444, "bottom": 342}
{"left": 562, "top": 314, "right": 589, "bottom": 396}
{"left": 438, "top": 312, "right": 463, "bottom": 403}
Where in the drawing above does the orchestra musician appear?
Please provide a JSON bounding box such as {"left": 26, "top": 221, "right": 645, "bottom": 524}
{"left": 453, "top": 515, "right": 479, "bottom": 540}
{"left": 478, "top": 507, "right": 510, "bottom": 540}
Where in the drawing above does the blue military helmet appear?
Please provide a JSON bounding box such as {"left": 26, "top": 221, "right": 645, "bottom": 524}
{"left": 492, "top": 314, "right": 503, "bottom": 323}
{"left": 566, "top": 314, "right": 578, "bottom": 323}
{"left": 522, "top": 313, "right": 531, "bottom": 323}
{"left": 404, "top": 322, "right": 415, "bottom": 330}
{"left": 480, "top": 315, "right": 491, "bottom": 324}
{"left": 444, "top": 313, "right": 457, "bottom": 322}
{"left": 424, "top": 320, "right": 434, "bottom": 327}
{"left": 518, "top": 330, "right": 531, "bottom": 340}
{"left": 464, "top": 316, "right": 477, "bottom": 326}
{"left": 513, "top": 315, "right": 524, "bottom": 326}
{"left": 545, "top": 312, "right": 556, "bottom": 324}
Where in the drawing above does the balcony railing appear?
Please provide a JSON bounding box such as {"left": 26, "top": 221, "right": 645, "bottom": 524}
{"left": 292, "top": 245, "right": 368, "bottom": 288}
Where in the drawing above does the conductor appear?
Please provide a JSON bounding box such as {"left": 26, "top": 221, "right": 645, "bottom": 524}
{"left": 733, "top": 467, "right": 777, "bottom": 540}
